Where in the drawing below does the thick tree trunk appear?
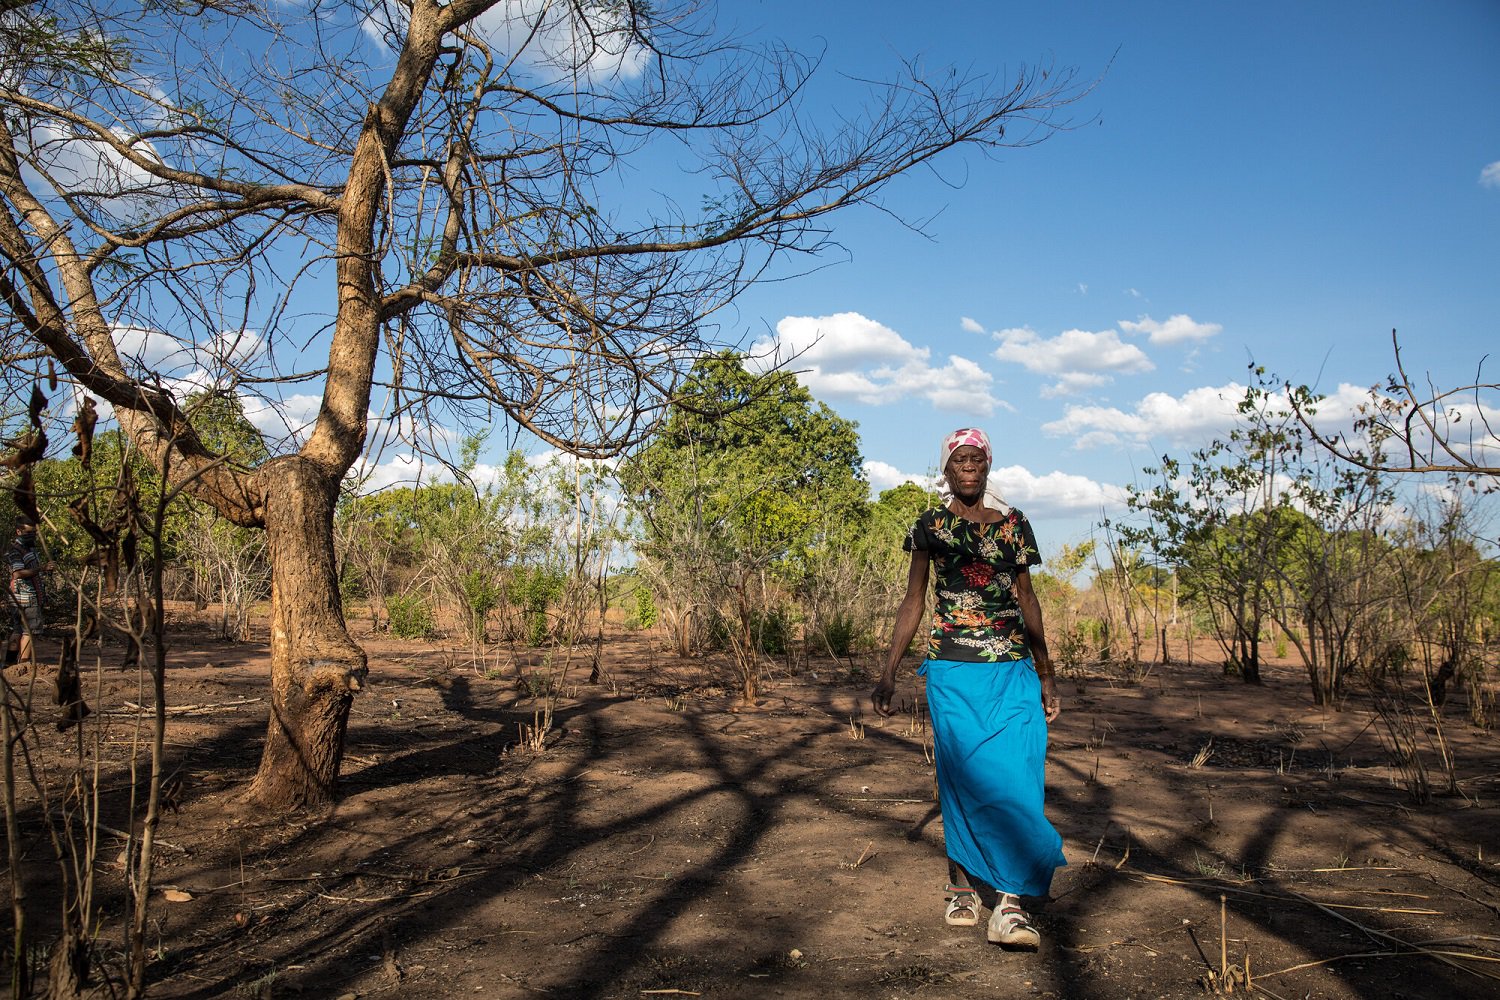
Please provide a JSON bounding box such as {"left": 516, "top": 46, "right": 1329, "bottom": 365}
{"left": 245, "top": 458, "right": 367, "bottom": 809}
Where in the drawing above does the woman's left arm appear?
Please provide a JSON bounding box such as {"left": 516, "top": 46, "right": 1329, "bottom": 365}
{"left": 1014, "top": 569, "right": 1060, "bottom": 722}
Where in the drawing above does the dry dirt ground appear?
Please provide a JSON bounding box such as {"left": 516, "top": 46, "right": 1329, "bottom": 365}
{"left": 5, "top": 612, "right": 1500, "bottom": 1000}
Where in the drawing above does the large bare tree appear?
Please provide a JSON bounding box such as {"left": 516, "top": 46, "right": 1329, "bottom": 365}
{"left": 0, "top": 0, "right": 1085, "bottom": 808}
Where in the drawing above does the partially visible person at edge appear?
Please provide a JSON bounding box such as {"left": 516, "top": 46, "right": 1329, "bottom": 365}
{"left": 5, "top": 519, "right": 47, "bottom": 670}
{"left": 872, "top": 428, "right": 1065, "bottom": 949}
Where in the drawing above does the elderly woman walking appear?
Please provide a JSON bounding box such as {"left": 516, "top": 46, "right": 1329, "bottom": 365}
{"left": 872, "top": 427, "right": 1065, "bottom": 948}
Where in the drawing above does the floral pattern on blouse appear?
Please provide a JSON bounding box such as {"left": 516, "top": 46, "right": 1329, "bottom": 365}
{"left": 904, "top": 506, "right": 1041, "bottom": 663}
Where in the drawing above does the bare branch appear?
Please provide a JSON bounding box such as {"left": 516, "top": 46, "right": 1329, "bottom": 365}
{"left": 1289, "top": 330, "right": 1500, "bottom": 481}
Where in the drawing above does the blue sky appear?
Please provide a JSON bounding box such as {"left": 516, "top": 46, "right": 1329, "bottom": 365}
{"left": 46, "top": 1, "right": 1495, "bottom": 556}
{"left": 700, "top": 1, "right": 1500, "bottom": 549}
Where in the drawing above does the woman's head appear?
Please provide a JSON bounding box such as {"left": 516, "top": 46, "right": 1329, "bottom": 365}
{"left": 940, "top": 427, "right": 991, "bottom": 472}
{"left": 939, "top": 427, "right": 992, "bottom": 499}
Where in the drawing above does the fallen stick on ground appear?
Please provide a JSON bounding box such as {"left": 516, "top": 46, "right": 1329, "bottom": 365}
{"left": 1137, "top": 874, "right": 1443, "bottom": 916}
{"left": 1265, "top": 882, "right": 1500, "bottom": 983}
{"left": 99, "top": 823, "right": 185, "bottom": 853}
{"left": 112, "top": 696, "right": 263, "bottom": 716}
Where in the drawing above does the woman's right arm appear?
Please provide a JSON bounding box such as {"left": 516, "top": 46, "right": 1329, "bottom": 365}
{"left": 872, "top": 550, "right": 930, "bottom": 717}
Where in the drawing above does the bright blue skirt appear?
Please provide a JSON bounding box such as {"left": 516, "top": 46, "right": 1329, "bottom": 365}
{"left": 919, "top": 656, "right": 1065, "bottom": 896}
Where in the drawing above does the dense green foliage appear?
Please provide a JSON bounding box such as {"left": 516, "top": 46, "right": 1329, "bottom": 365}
{"left": 619, "top": 352, "right": 872, "bottom": 692}
{"left": 385, "top": 593, "right": 435, "bottom": 639}
{"left": 336, "top": 441, "right": 618, "bottom": 646}
{"left": 621, "top": 351, "right": 868, "bottom": 572}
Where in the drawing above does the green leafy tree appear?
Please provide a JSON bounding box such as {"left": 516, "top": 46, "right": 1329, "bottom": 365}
{"left": 338, "top": 443, "right": 552, "bottom": 647}
{"left": 1124, "top": 373, "right": 1415, "bottom": 704}
{"left": 1120, "top": 377, "right": 1308, "bottom": 685}
{"left": 336, "top": 485, "right": 421, "bottom": 630}
{"left": 801, "top": 480, "right": 937, "bottom": 658}
{"left": 25, "top": 394, "right": 268, "bottom": 614}
{"left": 540, "top": 455, "right": 629, "bottom": 682}
{"left": 414, "top": 446, "right": 545, "bottom": 647}
{"left": 1121, "top": 462, "right": 1278, "bottom": 682}
{"left": 621, "top": 352, "right": 866, "bottom": 698}
{"left": 1273, "top": 466, "right": 1397, "bottom": 706}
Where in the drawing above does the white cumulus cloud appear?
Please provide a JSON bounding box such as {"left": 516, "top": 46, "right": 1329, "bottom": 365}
{"left": 960, "top": 316, "right": 986, "bottom": 334}
{"left": 18, "top": 117, "right": 169, "bottom": 213}
{"left": 990, "top": 464, "right": 1126, "bottom": 517}
{"left": 860, "top": 458, "right": 1124, "bottom": 522}
{"left": 750, "top": 312, "right": 1002, "bottom": 416}
{"left": 347, "top": 452, "right": 431, "bottom": 494}
{"left": 864, "top": 460, "right": 932, "bottom": 496}
{"left": 241, "top": 393, "right": 324, "bottom": 446}
{"left": 1481, "top": 161, "right": 1500, "bottom": 189}
{"left": 360, "top": 0, "right": 648, "bottom": 82}
{"left": 473, "top": 0, "right": 649, "bottom": 82}
{"left": 1118, "top": 313, "right": 1223, "bottom": 346}
{"left": 992, "top": 326, "right": 1153, "bottom": 396}
{"left": 1042, "top": 382, "right": 1249, "bottom": 449}
{"left": 1039, "top": 372, "right": 1112, "bottom": 399}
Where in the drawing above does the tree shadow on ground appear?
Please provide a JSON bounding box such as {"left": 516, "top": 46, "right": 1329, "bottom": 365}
{"left": 8, "top": 645, "right": 1495, "bottom": 999}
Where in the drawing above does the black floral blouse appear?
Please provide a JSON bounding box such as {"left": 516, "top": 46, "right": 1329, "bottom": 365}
{"left": 904, "top": 506, "right": 1041, "bottom": 663}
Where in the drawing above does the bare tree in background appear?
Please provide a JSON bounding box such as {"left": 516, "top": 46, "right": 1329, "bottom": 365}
{"left": 0, "top": 0, "right": 1087, "bottom": 808}
{"left": 1290, "top": 330, "right": 1500, "bottom": 482}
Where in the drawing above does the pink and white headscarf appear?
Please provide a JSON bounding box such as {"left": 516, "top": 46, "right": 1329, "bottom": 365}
{"left": 936, "top": 427, "right": 1011, "bottom": 514}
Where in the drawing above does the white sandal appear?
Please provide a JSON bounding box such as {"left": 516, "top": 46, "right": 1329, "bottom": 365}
{"left": 987, "top": 894, "right": 1041, "bottom": 949}
{"left": 944, "top": 885, "right": 979, "bottom": 927}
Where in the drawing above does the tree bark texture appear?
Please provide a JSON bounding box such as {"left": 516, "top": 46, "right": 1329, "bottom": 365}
{"left": 245, "top": 458, "right": 367, "bottom": 809}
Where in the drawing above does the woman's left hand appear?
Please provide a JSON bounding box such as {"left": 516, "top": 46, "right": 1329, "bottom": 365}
{"left": 1040, "top": 675, "right": 1060, "bottom": 723}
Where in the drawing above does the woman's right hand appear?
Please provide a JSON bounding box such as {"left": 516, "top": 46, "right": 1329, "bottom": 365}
{"left": 871, "top": 675, "right": 897, "bottom": 717}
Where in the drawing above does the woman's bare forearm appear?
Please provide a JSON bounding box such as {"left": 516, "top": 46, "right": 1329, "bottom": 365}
{"left": 882, "top": 594, "right": 927, "bottom": 679}
{"left": 879, "top": 552, "right": 930, "bottom": 682}
{"left": 1015, "top": 571, "right": 1053, "bottom": 676}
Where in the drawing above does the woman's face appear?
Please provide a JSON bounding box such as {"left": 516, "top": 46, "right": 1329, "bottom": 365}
{"left": 945, "top": 444, "right": 989, "bottom": 496}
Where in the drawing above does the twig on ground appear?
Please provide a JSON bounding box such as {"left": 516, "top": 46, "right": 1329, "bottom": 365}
{"left": 113, "top": 697, "right": 262, "bottom": 716}
{"left": 1258, "top": 947, "right": 1500, "bottom": 980}
{"left": 98, "top": 823, "right": 185, "bottom": 853}
{"left": 318, "top": 891, "right": 436, "bottom": 904}
{"left": 1088, "top": 822, "right": 1111, "bottom": 866}
{"left": 1062, "top": 918, "right": 1193, "bottom": 954}
{"left": 840, "top": 841, "right": 875, "bottom": 870}
{"left": 1257, "top": 950, "right": 1424, "bottom": 978}
{"left": 1281, "top": 885, "right": 1500, "bottom": 982}
{"left": 1220, "top": 895, "right": 1228, "bottom": 981}
{"left": 1411, "top": 870, "right": 1500, "bottom": 919}
{"left": 1273, "top": 866, "right": 1405, "bottom": 873}
{"left": 1136, "top": 873, "right": 1443, "bottom": 915}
